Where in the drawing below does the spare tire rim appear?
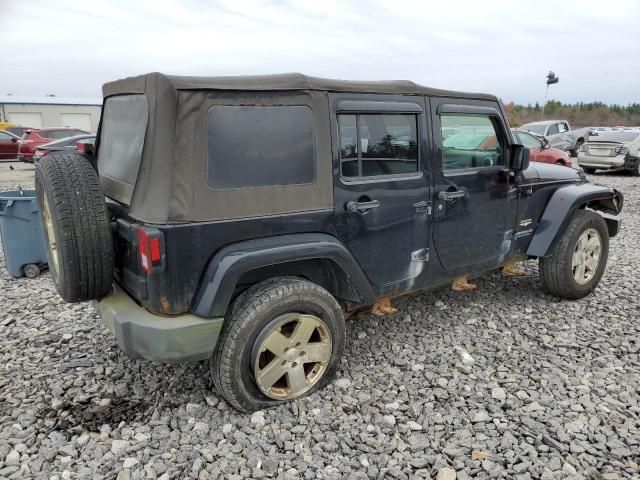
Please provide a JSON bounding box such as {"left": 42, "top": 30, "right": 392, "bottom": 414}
{"left": 42, "top": 194, "right": 59, "bottom": 275}
{"left": 253, "top": 313, "right": 332, "bottom": 400}
{"left": 572, "top": 227, "right": 601, "bottom": 285}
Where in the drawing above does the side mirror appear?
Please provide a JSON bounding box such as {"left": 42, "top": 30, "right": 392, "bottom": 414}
{"left": 510, "top": 144, "right": 530, "bottom": 172}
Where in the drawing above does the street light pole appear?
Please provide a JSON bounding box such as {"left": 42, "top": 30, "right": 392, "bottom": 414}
{"left": 541, "top": 71, "right": 559, "bottom": 121}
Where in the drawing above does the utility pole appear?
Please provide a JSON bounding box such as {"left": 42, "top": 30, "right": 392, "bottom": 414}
{"left": 541, "top": 71, "right": 559, "bottom": 121}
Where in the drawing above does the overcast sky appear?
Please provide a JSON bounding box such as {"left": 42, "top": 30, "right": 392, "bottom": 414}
{"left": 1, "top": 0, "right": 638, "bottom": 105}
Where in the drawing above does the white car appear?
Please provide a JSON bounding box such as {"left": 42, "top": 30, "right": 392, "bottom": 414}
{"left": 577, "top": 131, "right": 640, "bottom": 176}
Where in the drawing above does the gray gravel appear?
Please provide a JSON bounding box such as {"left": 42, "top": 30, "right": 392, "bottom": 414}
{"left": 1, "top": 171, "right": 639, "bottom": 480}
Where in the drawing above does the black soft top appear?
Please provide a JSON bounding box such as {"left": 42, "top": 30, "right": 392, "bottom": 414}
{"left": 97, "top": 72, "right": 499, "bottom": 224}
{"left": 103, "top": 72, "right": 497, "bottom": 100}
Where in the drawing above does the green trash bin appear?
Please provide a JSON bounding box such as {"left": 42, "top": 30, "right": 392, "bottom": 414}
{"left": 0, "top": 189, "right": 48, "bottom": 278}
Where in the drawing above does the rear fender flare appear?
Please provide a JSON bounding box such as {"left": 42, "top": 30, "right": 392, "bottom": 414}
{"left": 527, "top": 183, "right": 623, "bottom": 257}
{"left": 192, "top": 233, "right": 375, "bottom": 317}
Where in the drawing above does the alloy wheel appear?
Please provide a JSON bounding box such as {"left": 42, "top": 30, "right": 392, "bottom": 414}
{"left": 42, "top": 194, "right": 60, "bottom": 275}
{"left": 253, "top": 313, "right": 332, "bottom": 400}
{"left": 572, "top": 227, "right": 601, "bottom": 285}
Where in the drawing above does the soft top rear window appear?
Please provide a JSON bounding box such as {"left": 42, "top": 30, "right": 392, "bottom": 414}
{"left": 97, "top": 94, "right": 148, "bottom": 204}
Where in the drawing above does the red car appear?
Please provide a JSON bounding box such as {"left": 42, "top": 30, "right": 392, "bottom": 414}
{"left": 512, "top": 129, "right": 572, "bottom": 167}
{"left": 18, "top": 128, "right": 90, "bottom": 162}
{"left": 0, "top": 130, "right": 20, "bottom": 159}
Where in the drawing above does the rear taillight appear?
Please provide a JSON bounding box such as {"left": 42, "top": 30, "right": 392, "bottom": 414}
{"left": 137, "top": 227, "right": 164, "bottom": 273}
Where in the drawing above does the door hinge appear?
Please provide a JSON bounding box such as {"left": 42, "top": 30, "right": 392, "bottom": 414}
{"left": 413, "top": 200, "right": 432, "bottom": 215}
{"left": 411, "top": 248, "right": 429, "bottom": 262}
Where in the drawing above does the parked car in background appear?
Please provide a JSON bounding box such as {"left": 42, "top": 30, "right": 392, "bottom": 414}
{"left": 18, "top": 128, "right": 90, "bottom": 161}
{"left": 577, "top": 131, "right": 640, "bottom": 175}
{"left": 32, "top": 134, "right": 96, "bottom": 161}
{"left": 0, "top": 130, "right": 20, "bottom": 159}
{"left": 512, "top": 129, "right": 572, "bottom": 167}
{"left": 520, "top": 120, "right": 591, "bottom": 156}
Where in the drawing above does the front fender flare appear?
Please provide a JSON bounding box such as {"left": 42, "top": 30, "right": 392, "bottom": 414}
{"left": 527, "top": 183, "right": 623, "bottom": 257}
{"left": 192, "top": 233, "right": 376, "bottom": 317}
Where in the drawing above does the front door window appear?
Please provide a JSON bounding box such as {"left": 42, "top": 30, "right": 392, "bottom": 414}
{"left": 441, "top": 114, "right": 505, "bottom": 170}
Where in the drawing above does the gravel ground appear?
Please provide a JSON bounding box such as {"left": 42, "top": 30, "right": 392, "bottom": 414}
{"left": 0, "top": 171, "right": 638, "bottom": 480}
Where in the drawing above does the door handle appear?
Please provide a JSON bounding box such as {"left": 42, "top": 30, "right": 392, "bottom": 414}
{"left": 346, "top": 200, "right": 380, "bottom": 214}
{"left": 438, "top": 190, "right": 466, "bottom": 200}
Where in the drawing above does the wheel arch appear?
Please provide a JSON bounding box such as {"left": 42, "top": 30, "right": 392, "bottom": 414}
{"left": 526, "top": 183, "right": 623, "bottom": 257}
{"left": 192, "top": 233, "right": 376, "bottom": 317}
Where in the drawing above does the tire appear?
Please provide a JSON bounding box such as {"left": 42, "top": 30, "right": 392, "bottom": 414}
{"left": 555, "top": 160, "right": 565, "bottom": 166}
{"left": 628, "top": 161, "right": 640, "bottom": 177}
{"left": 35, "top": 152, "right": 113, "bottom": 302}
{"left": 539, "top": 210, "right": 609, "bottom": 300}
{"left": 570, "top": 140, "right": 583, "bottom": 158}
{"left": 583, "top": 167, "right": 596, "bottom": 174}
{"left": 210, "top": 277, "right": 345, "bottom": 412}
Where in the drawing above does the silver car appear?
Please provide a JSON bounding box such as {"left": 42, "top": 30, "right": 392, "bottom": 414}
{"left": 577, "top": 131, "right": 640, "bottom": 176}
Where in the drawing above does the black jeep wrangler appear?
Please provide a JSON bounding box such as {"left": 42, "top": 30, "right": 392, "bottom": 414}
{"left": 35, "top": 73, "right": 623, "bottom": 412}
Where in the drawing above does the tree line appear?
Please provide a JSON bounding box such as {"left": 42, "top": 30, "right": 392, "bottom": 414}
{"left": 503, "top": 101, "right": 640, "bottom": 128}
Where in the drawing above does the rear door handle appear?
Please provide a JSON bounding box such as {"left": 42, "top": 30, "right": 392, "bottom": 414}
{"left": 346, "top": 200, "right": 380, "bottom": 214}
{"left": 438, "top": 190, "right": 466, "bottom": 200}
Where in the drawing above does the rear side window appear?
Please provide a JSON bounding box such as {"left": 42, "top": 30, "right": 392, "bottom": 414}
{"left": 339, "top": 113, "right": 418, "bottom": 179}
{"left": 48, "top": 130, "right": 75, "bottom": 140}
{"left": 207, "top": 105, "right": 316, "bottom": 189}
{"left": 97, "top": 95, "right": 149, "bottom": 198}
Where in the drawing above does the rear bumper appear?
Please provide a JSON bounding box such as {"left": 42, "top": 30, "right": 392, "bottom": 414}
{"left": 577, "top": 153, "right": 625, "bottom": 169}
{"left": 96, "top": 283, "right": 223, "bottom": 363}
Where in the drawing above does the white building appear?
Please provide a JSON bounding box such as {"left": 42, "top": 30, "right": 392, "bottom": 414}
{"left": 0, "top": 96, "right": 102, "bottom": 132}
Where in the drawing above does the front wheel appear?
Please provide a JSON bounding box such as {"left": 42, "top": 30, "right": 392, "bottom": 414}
{"left": 539, "top": 210, "right": 609, "bottom": 299}
{"left": 210, "top": 278, "right": 345, "bottom": 412}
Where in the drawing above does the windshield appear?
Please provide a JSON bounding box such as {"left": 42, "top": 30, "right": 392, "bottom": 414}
{"left": 514, "top": 131, "right": 542, "bottom": 149}
{"left": 521, "top": 124, "right": 547, "bottom": 135}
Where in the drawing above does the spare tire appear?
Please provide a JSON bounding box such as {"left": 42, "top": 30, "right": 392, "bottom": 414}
{"left": 35, "top": 152, "right": 113, "bottom": 302}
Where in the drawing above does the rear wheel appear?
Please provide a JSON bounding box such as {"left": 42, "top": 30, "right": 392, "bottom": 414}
{"left": 35, "top": 152, "right": 113, "bottom": 302}
{"left": 583, "top": 167, "right": 596, "bottom": 174}
{"left": 210, "top": 278, "right": 345, "bottom": 412}
{"left": 539, "top": 210, "right": 609, "bottom": 299}
{"left": 555, "top": 160, "right": 565, "bottom": 166}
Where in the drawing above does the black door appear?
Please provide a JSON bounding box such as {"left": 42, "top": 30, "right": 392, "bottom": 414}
{"left": 430, "top": 99, "right": 518, "bottom": 271}
{"left": 331, "top": 96, "right": 430, "bottom": 286}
